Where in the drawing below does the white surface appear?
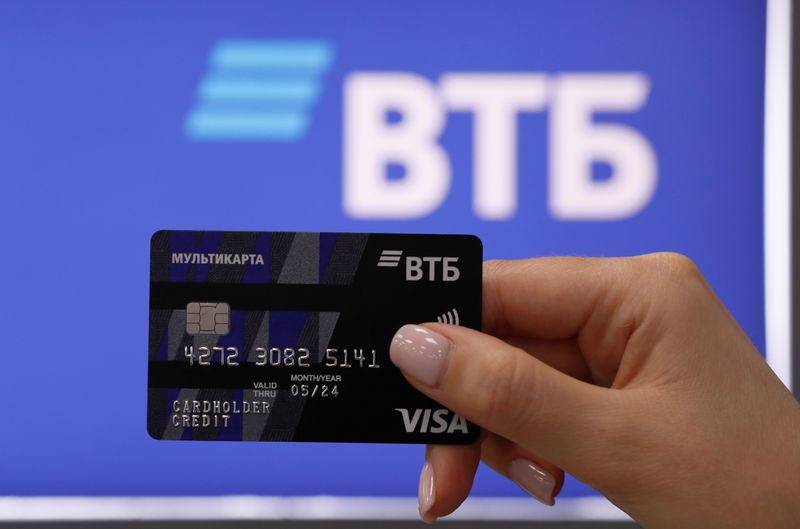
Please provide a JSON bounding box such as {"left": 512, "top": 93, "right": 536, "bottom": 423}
{"left": 0, "top": 496, "right": 630, "bottom": 521}
{"left": 764, "top": 0, "right": 793, "bottom": 389}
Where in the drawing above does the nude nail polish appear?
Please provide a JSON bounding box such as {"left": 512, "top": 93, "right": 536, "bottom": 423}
{"left": 390, "top": 324, "right": 450, "bottom": 387}
{"left": 508, "top": 458, "right": 556, "bottom": 506}
{"left": 418, "top": 461, "right": 437, "bottom": 523}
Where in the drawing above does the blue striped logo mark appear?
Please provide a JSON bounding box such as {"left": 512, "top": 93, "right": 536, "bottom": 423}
{"left": 184, "top": 40, "right": 334, "bottom": 141}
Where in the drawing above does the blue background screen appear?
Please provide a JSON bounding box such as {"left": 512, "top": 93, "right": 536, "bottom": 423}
{"left": 0, "top": 0, "right": 765, "bottom": 499}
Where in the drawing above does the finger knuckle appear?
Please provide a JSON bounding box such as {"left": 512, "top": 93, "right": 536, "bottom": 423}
{"left": 638, "top": 252, "right": 704, "bottom": 285}
{"left": 483, "top": 258, "right": 518, "bottom": 280}
{"left": 482, "top": 259, "right": 505, "bottom": 274}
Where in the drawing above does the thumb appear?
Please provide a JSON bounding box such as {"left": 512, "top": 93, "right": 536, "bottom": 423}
{"left": 390, "top": 323, "right": 623, "bottom": 476}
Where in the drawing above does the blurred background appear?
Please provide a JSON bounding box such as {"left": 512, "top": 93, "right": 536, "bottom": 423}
{"left": 0, "top": 0, "right": 795, "bottom": 527}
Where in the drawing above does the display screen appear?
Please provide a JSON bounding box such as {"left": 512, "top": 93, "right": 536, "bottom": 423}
{"left": 0, "top": 0, "right": 766, "bottom": 507}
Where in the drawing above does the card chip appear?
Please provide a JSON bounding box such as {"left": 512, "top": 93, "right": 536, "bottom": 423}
{"left": 186, "top": 302, "right": 229, "bottom": 335}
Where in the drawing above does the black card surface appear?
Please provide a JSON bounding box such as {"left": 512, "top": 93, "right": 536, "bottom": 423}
{"left": 148, "top": 231, "right": 482, "bottom": 443}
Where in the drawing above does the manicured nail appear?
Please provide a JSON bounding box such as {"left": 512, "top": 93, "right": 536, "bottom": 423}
{"left": 508, "top": 459, "right": 556, "bottom": 506}
{"left": 418, "top": 461, "right": 437, "bottom": 523}
{"left": 390, "top": 324, "right": 451, "bottom": 387}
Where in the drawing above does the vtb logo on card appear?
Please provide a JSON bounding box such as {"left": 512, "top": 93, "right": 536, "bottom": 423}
{"left": 377, "top": 250, "right": 461, "bottom": 281}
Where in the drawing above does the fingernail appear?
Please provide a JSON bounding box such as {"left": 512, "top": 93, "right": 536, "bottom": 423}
{"left": 508, "top": 459, "right": 556, "bottom": 506}
{"left": 418, "top": 461, "right": 437, "bottom": 523}
{"left": 390, "top": 324, "right": 450, "bottom": 387}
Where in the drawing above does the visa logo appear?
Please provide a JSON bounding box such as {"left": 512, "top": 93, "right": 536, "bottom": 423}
{"left": 395, "top": 408, "right": 469, "bottom": 434}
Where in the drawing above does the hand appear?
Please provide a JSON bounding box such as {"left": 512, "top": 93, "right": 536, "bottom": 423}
{"left": 389, "top": 254, "right": 800, "bottom": 529}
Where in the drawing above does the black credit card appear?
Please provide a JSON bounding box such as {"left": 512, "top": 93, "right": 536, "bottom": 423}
{"left": 147, "top": 230, "right": 482, "bottom": 443}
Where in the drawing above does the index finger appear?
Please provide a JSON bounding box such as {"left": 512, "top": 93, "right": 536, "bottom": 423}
{"left": 482, "top": 257, "right": 633, "bottom": 339}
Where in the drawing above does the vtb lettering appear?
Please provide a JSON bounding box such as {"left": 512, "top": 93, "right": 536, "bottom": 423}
{"left": 405, "top": 256, "right": 459, "bottom": 281}
{"left": 344, "top": 72, "right": 657, "bottom": 221}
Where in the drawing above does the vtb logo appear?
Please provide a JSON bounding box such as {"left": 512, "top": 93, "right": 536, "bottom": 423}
{"left": 395, "top": 408, "right": 469, "bottom": 434}
{"left": 186, "top": 39, "right": 658, "bottom": 221}
{"left": 184, "top": 40, "right": 333, "bottom": 141}
{"left": 378, "top": 250, "right": 460, "bottom": 281}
